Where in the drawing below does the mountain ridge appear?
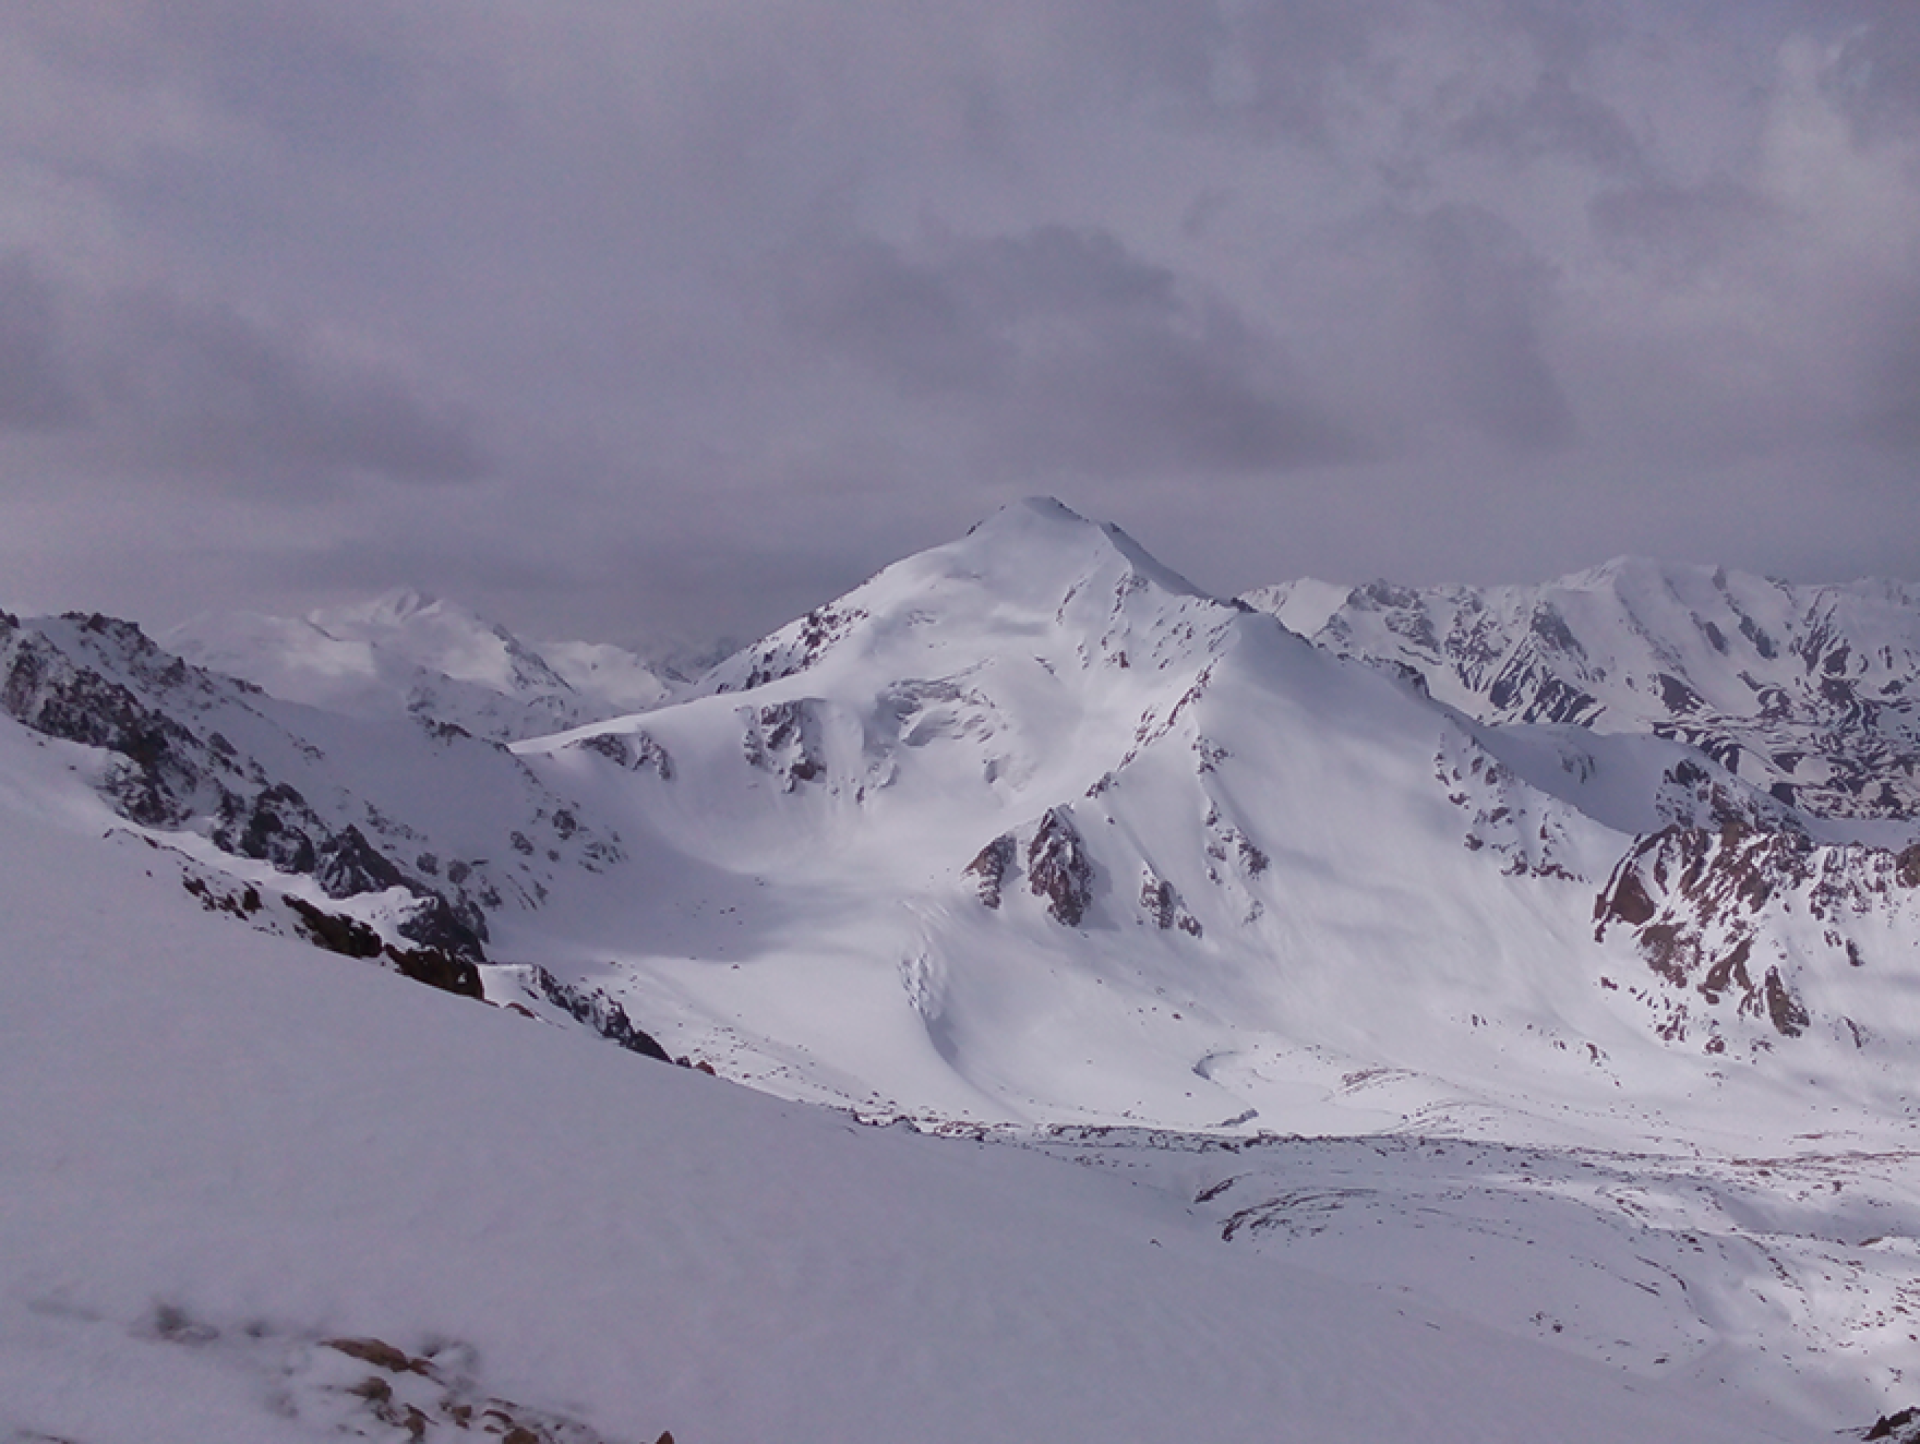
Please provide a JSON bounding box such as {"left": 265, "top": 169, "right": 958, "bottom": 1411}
{"left": 166, "top": 590, "right": 683, "bottom": 743}
{"left": 1242, "top": 553, "right": 1920, "bottom": 829}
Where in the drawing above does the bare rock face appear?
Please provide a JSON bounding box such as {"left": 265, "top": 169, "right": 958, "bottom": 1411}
{"left": 1200, "top": 805, "right": 1269, "bottom": 883}
{"left": 1027, "top": 807, "right": 1093, "bottom": 927}
{"left": 714, "top": 601, "right": 869, "bottom": 691}
{"left": 965, "top": 833, "right": 1016, "bottom": 909}
{"left": 571, "top": 728, "right": 674, "bottom": 780}
{"left": 493, "top": 964, "right": 672, "bottom": 1061}
{"left": 1139, "top": 870, "right": 1202, "bottom": 937}
{"left": 1593, "top": 820, "right": 1920, "bottom": 1044}
{"left": 1141, "top": 872, "right": 1176, "bottom": 929}
{"left": 1864, "top": 1404, "right": 1920, "bottom": 1442}
{"left": 740, "top": 699, "right": 827, "bottom": 791}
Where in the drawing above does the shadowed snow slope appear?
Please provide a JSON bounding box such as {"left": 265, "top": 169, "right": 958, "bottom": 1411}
{"left": 0, "top": 720, "right": 1794, "bottom": 1444}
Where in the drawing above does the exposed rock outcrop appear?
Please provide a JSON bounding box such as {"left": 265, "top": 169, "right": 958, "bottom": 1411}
{"left": 572, "top": 729, "right": 674, "bottom": 780}
{"left": 713, "top": 602, "right": 869, "bottom": 692}
{"left": 965, "top": 833, "right": 1016, "bottom": 909}
{"left": 740, "top": 699, "right": 827, "bottom": 791}
{"left": 1027, "top": 807, "right": 1094, "bottom": 927}
{"left": 494, "top": 964, "right": 672, "bottom": 1061}
{"left": 1593, "top": 820, "right": 1920, "bottom": 1043}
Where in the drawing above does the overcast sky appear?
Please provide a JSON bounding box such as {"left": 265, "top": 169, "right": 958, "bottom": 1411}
{"left": 2, "top": 2, "right": 1917, "bottom": 646}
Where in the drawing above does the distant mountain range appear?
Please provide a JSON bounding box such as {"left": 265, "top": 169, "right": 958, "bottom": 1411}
{"left": 5, "top": 498, "right": 1919, "bottom": 1432}
{"left": 1246, "top": 557, "right": 1920, "bottom": 823}
{"left": 16, "top": 498, "right": 1910, "bottom": 1108}
{"left": 165, "top": 589, "right": 686, "bottom": 743}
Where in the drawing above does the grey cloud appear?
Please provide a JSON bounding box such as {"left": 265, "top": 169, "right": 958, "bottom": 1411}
{"left": 192, "top": 11, "right": 418, "bottom": 157}
{"left": 1588, "top": 179, "right": 1776, "bottom": 276}
{"left": 1858, "top": 293, "right": 1920, "bottom": 452}
{"left": 1826, "top": 10, "right": 1920, "bottom": 147}
{"left": 781, "top": 224, "right": 1354, "bottom": 476}
{"left": 1062, "top": 0, "right": 1233, "bottom": 107}
{"left": 0, "top": 254, "right": 492, "bottom": 489}
{"left": 1075, "top": 0, "right": 1632, "bottom": 160}
{"left": 779, "top": 236, "right": 1008, "bottom": 397}
{"left": 4, "top": 1, "right": 1920, "bottom": 645}
{"left": 1452, "top": 67, "right": 1647, "bottom": 177}
{"left": 1005, "top": 289, "right": 1355, "bottom": 475}
{"left": 1486, "top": 0, "right": 1630, "bottom": 72}
{"left": 949, "top": 226, "right": 1178, "bottom": 319}
{"left": 20, "top": 2, "right": 422, "bottom": 158}
{"left": 1228, "top": 2, "right": 1378, "bottom": 140}
{"left": 0, "top": 253, "right": 85, "bottom": 432}
{"left": 1410, "top": 205, "right": 1576, "bottom": 452}
{"left": 1089, "top": 0, "right": 1378, "bottom": 141}
{"left": 91, "top": 289, "right": 489, "bottom": 486}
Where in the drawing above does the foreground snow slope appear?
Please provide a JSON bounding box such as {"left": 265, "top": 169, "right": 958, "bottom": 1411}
{"left": 0, "top": 720, "right": 1794, "bottom": 1444}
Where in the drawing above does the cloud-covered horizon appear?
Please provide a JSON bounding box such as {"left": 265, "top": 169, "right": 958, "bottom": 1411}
{"left": 2, "top": 2, "right": 1916, "bottom": 645}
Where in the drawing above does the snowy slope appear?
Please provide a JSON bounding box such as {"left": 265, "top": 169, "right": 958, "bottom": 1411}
{"left": 0, "top": 607, "right": 625, "bottom": 949}
{"left": 0, "top": 605, "right": 680, "bottom": 1052}
{"left": 167, "top": 590, "right": 680, "bottom": 743}
{"left": 0, "top": 716, "right": 1802, "bottom": 1444}
{"left": 7, "top": 502, "right": 1920, "bottom": 1434}
{"left": 496, "top": 502, "right": 1920, "bottom": 1428}
{"left": 505, "top": 502, "right": 1920, "bottom": 1141}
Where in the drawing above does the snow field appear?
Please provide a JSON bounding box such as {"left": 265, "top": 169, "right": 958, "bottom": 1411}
{"left": 0, "top": 730, "right": 1799, "bottom": 1442}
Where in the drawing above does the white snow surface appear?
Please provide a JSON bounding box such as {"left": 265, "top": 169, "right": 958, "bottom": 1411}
{"left": 1241, "top": 576, "right": 1352, "bottom": 638}
{"left": 0, "top": 719, "right": 1800, "bottom": 1444}
{"left": 6, "top": 499, "right": 1920, "bottom": 1437}
{"left": 166, "top": 589, "right": 679, "bottom": 742}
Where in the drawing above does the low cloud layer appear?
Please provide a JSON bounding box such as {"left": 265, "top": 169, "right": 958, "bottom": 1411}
{"left": 1, "top": 2, "right": 1916, "bottom": 643}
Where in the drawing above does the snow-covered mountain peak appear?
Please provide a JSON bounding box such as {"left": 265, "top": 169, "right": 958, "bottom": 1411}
{"left": 1239, "top": 575, "right": 1350, "bottom": 637}
{"left": 167, "top": 593, "right": 680, "bottom": 743}
{"left": 1553, "top": 553, "right": 1699, "bottom": 591}
{"left": 700, "top": 494, "right": 1229, "bottom": 698}
{"left": 960, "top": 495, "right": 1212, "bottom": 600}
{"left": 352, "top": 585, "right": 443, "bottom": 623}
{"left": 301, "top": 591, "right": 563, "bottom": 694}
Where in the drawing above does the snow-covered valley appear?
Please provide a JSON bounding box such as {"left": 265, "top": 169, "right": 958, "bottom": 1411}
{"left": 5, "top": 499, "right": 1919, "bottom": 1441}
